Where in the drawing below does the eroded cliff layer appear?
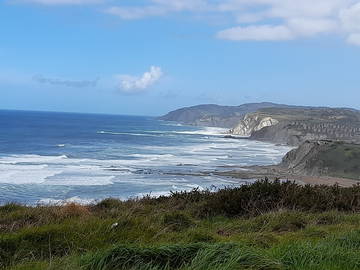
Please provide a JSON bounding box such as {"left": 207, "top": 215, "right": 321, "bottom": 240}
{"left": 231, "top": 107, "right": 360, "bottom": 145}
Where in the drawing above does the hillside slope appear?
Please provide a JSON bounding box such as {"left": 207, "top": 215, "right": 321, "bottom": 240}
{"left": 281, "top": 140, "right": 360, "bottom": 180}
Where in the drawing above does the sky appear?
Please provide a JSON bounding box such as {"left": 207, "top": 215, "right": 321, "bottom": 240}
{"left": 1, "top": 0, "right": 360, "bottom": 116}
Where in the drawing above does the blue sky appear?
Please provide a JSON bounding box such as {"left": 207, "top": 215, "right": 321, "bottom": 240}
{"left": 1, "top": 0, "right": 360, "bottom": 116}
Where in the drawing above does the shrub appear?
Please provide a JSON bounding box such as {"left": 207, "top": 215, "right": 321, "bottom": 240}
{"left": 56, "top": 203, "right": 91, "bottom": 219}
{"left": 163, "top": 212, "right": 194, "bottom": 232}
{"left": 95, "top": 199, "right": 123, "bottom": 210}
{"left": 154, "top": 180, "right": 360, "bottom": 218}
{"left": 0, "top": 203, "right": 25, "bottom": 213}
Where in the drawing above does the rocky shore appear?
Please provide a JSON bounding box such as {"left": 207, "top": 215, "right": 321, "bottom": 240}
{"left": 161, "top": 103, "right": 360, "bottom": 146}
{"left": 213, "top": 140, "right": 360, "bottom": 187}
{"left": 161, "top": 103, "right": 360, "bottom": 186}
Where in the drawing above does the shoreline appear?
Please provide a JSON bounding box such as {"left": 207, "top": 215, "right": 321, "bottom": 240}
{"left": 215, "top": 132, "right": 360, "bottom": 187}
{"left": 211, "top": 165, "right": 360, "bottom": 187}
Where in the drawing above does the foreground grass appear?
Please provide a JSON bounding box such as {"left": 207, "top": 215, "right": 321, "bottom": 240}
{"left": 2, "top": 180, "right": 360, "bottom": 269}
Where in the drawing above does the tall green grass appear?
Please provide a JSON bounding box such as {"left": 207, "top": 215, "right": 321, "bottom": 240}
{"left": 3, "top": 180, "right": 360, "bottom": 270}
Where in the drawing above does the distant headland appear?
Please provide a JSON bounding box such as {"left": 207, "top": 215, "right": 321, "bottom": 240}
{"left": 160, "top": 102, "right": 360, "bottom": 146}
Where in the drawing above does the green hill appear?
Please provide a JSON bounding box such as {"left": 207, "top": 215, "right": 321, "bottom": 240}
{"left": 281, "top": 140, "right": 360, "bottom": 180}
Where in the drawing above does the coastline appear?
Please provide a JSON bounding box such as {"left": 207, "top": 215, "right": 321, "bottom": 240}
{"left": 160, "top": 124, "right": 360, "bottom": 188}
{"left": 214, "top": 168, "right": 360, "bottom": 187}
{"left": 170, "top": 164, "right": 360, "bottom": 188}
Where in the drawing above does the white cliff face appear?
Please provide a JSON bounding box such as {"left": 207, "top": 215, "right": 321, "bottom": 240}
{"left": 230, "top": 114, "right": 279, "bottom": 136}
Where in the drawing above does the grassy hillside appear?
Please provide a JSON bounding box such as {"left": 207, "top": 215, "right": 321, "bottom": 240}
{"left": 257, "top": 107, "right": 360, "bottom": 123}
{"left": 315, "top": 141, "right": 360, "bottom": 179}
{"left": 282, "top": 141, "right": 360, "bottom": 180}
{"left": 159, "top": 102, "right": 293, "bottom": 128}
{"left": 3, "top": 180, "right": 360, "bottom": 270}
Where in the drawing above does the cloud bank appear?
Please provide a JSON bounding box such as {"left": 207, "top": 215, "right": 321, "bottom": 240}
{"left": 14, "top": 0, "right": 102, "bottom": 5}
{"left": 13, "top": 0, "right": 360, "bottom": 46}
{"left": 116, "top": 66, "right": 163, "bottom": 93}
{"left": 105, "top": 0, "right": 208, "bottom": 19}
{"left": 104, "top": 0, "right": 360, "bottom": 46}
{"left": 33, "top": 74, "right": 98, "bottom": 88}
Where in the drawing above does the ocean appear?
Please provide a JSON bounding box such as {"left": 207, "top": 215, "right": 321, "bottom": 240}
{"left": 0, "top": 110, "right": 292, "bottom": 205}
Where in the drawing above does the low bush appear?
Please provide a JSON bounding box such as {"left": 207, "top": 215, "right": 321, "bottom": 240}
{"left": 148, "top": 180, "right": 360, "bottom": 217}
{"left": 163, "top": 213, "right": 194, "bottom": 232}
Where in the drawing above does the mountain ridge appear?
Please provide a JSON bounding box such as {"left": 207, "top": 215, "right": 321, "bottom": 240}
{"left": 159, "top": 102, "right": 296, "bottom": 128}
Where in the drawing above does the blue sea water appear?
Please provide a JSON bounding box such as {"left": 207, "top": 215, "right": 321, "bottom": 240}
{"left": 0, "top": 110, "right": 292, "bottom": 205}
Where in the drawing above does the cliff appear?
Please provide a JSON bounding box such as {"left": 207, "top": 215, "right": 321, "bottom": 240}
{"left": 231, "top": 107, "right": 360, "bottom": 145}
{"left": 230, "top": 114, "right": 279, "bottom": 136}
{"left": 280, "top": 140, "right": 360, "bottom": 180}
{"left": 161, "top": 103, "right": 360, "bottom": 146}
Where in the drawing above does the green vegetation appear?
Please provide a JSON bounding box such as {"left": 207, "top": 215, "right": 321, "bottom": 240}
{"left": 316, "top": 141, "right": 360, "bottom": 180}
{"left": 258, "top": 107, "right": 360, "bottom": 123}
{"left": 2, "top": 180, "right": 360, "bottom": 269}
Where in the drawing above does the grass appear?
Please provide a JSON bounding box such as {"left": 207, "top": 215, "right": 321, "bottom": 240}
{"left": 2, "top": 180, "right": 360, "bottom": 269}
{"left": 315, "top": 141, "right": 360, "bottom": 180}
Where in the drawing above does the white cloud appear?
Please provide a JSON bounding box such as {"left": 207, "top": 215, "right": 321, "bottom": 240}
{"left": 105, "top": 0, "right": 209, "bottom": 19}
{"left": 33, "top": 74, "right": 98, "bottom": 88}
{"left": 152, "top": 0, "right": 208, "bottom": 11}
{"left": 266, "top": 0, "right": 346, "bottom": 18}
{"left": 235, "top": 13, "right": 266, "bottom": 23}
{"left": 347, "top": 33, "right": 360, "bottom": 45}
{"left": 340, "top": 2, "right": 360, "bottom": 32}
{"left": 220, "top": 17, "right": 338, "bottom": 42}
{"left": 15, "top": 0, "right": 102, "bottom": 5}
{"left": 13, "top": 0, "right": 360, "bottom": 46}
{"left": 105, "top": 6, "right": 167, "bottom": 20}
{"left": 287, "top": 18, "right": 339, "bottom": 37}
{"left": 217, "top": 25, "right": 294, "bottom": 41}
{"left": 116, "top": 66, "right": 163, "bottom": 93}
{"left": 215, "top": 0, "right": 360, "bottom": 45}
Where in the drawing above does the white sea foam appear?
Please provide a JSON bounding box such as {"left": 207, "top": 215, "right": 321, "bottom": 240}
{"left": 37, "top": 196, "right": 96, "bottom": 205}
{"left": 0, "top": 155, "right": 128, "bottom": 185}
{"left": 44, "top": 175, "right": 115, "bottom": 186}
{"left": 173, "top": 127, "right": 228, "bottom": 136}
{"left": 184, "top": 183, "right": 205, "bottom": 190}
{"left": 133, "top": 191, "right": 172, "bottom": 199}
{"left": 0, "top": 164, "right": 62, "bottom": 184}
{"left": 0, "top": 136, "right": 292, "bottom": 187}
{"left": 129, "top": 153, "right": 175, "bottom": 159}
{"left": 0, "top": 154, "right": 69, "bottom": 164}
{"left": 162, "top": 123, "right": 183, "bottom": 127}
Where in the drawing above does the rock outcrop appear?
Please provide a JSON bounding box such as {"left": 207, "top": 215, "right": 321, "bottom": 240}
{"left": 230, "top": 114, "right": 279, "bottom": 136}
{"left": 280, "top": 140, "right": 330, "bottom": 175}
